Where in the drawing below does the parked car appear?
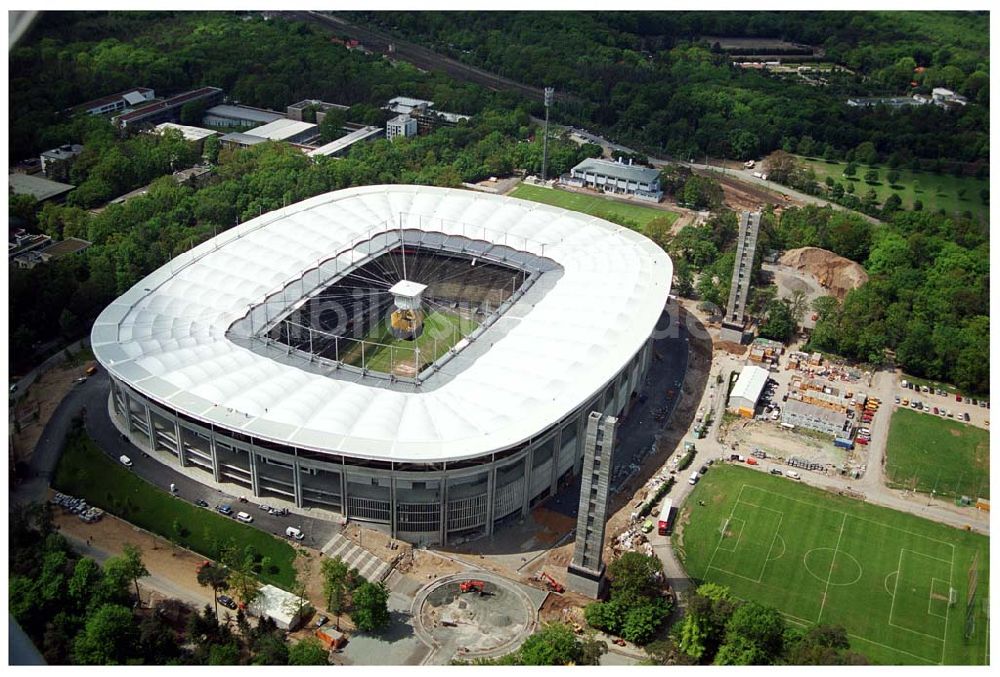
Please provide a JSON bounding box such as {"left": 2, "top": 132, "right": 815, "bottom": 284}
{"left": 963, "top": 412, "right": 971, "bottom": 422}
{"left": 216, "top": 504, "right": 233, "bottom": 516}
{"left": 119, "top": 455, "right": 133, "bottom": 467}
{"left": 218, "top": 595, "right": 238, "bottom": 609}
{"left": 932, "top": 407, "right": 939, "bottom": 415}
{"left": 236, "top": 511, "right": 253, "bottom": 523}
{"left": 894, "top": 396, "right": 900, "bottom": 404}
{"left": 269, "top": 507, "right": 289, "bottom": 517}
{"left": 770, "top": 468, "right": 783, "bottom": 476}
{"left": 286, "top": 526, "right": 305, "bottom": 541}
{"left": 258, "top": 504, "right": 274, "bottom": 512}
{"left": 956, "top": 394, "right": 963, "bottom": 402}
{"left": 195, "top": 499, "right": 209, "bottom": 508}
{"left": 315, "top": 615, "right": 330, "bottom": 628}
{"left": 785, "top": 470, "right": 801, "bottom": 480}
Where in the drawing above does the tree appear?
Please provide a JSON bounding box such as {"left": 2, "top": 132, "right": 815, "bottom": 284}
{"left": 676, "top": 611, "right": 709, "bottom": 659}
{"left": 608, "top": 551, "right": 663, "bottom": 603}
{"left": 621, "top": 598, "right": 670, "bottom": 644}
{"left": 320, "top": 556, "right": 351, "bottom": 619}
{"left": 854, "top": 141, "right": 878, "bottom": 166}
{"left": 73, "top": 604, "right": 138, "bottom": 665}
{"left": 786, "top": 289, "right": 808, "bottom": 328}
{"left": 759, "top": 299, "right": 795, "bottom": 343}
{"left": 68, "top": 557, "right": 105, "bottom": 614}
{"left": 913, "top": 199, "right": 923, "bottom": 211}
{"left": 765, "top": 150, "right": 800, "bottom": 185}
{"left": 288, "top": 637, "right": 330, "bottom": 665}
{"left": 203, "top": 135, "right": 220, "bottom": 164}
{"left": 864, "top": 167, "right": 879, "bottom": 184}
{"left": 517, "top": 623, "right": 582, "bottom": 665}
{"left": 197, "top": 564, "right": 231, "bottom": 617}
{"left": 352, "top": 581, "right": 390, "bottom": 632}
{"left": 138, "top": 605, "right": 181, "bottom": 664}
{"left": 644, "top": 215, "right": 672, "bottom": 252}
{"left": 882, "top": 193, "right": 903, "bottom": 216}
{"left": 886, "top": 169, "right": 901, "bottom": 186}
{"left": 724, "top": 601, "right": 785, "bottom": 659}
{"left": 842, "top": 161, "right": 857, "bottom": 178}
{"left": 119, "top": 543, "right": 149, "bottom": 605}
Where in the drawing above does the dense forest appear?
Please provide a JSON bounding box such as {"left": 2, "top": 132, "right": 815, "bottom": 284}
{"left": 354, "top": 11, "right": 989, "bottom": 166}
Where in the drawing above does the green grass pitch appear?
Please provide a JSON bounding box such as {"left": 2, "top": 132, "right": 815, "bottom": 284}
{"left": 509, "top": 183, "right": 678, "bottom": 231}
{"left": 340, "top": 310, "right": 478, "bottom": 374}
{"left": 793, "top": 155, "right": 988, "bottom": 222}
{"left": 675, "top": 465, "right": 989, "bottom": 665}
{"left": 885, "top": 408, "right": 989, "bottom": 500}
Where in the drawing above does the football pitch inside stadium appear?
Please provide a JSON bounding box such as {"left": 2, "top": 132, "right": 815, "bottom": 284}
{"left": 675, "top": 465, "right": 989, "bottom": 665}
{"left": 339, "top": 310, "right": 478, "bottom": 375}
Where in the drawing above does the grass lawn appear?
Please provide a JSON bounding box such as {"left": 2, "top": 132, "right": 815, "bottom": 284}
{"left": 795, "top": 155, "right": 989, "bottom": 222}
{"left": 54, "top": 430, "right": 298, "bottom": 588}
{"left": 675, "top": 464, "right": 989, "bottom": 665}
{"left": 885, "top": 408, "right": 989, "bottom": 500}
{"left": 509, "top": 183, "right": 678, "bottom": 232}
{"left": 340, "top": 310, "right": 477, "bottom": 374}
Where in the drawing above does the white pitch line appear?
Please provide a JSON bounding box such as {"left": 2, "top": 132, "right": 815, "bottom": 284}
{"left": 748, "top": 485, "right": 958, "bottom": 552}
{"left": 941, "top": 543, "right": 955, "bottom": 665}
{"left": 758, "top": 512, "right": 784, "bottom": 583}
{"left": 817, "top": 512, "right": 847, "bottom": 624}
{"left": 704, "top": 483, "right": 748, "bottom": 579}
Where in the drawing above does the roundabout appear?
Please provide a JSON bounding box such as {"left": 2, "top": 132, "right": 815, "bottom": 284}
{"left": 411, "top": 572, "right": 537, "bottom": 664}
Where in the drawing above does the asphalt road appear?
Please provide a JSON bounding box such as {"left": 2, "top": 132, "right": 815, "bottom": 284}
{"left": 13, "top": 367, "right": 340, "bottom": 551}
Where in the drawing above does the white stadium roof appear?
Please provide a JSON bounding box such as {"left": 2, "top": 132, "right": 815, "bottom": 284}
{"left": 92, "top": 185, "right": 671, "bottom": 463}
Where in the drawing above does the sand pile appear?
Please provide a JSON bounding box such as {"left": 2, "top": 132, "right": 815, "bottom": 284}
{"left": 779, "top": 247, "right": 868, "bottom": 299}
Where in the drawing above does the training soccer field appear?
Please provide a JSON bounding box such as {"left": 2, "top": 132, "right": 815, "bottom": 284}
{"left": 676, "top": 465, "right": 989, "bottom": 665}
{"left": 885, "top": 407, "right": 989, "bottom": 500}
{"left": 509, "top": 183, "right": 678, "bottom": 231}
{"left": 340, "top": 310, "right": 477, "bottom": 374}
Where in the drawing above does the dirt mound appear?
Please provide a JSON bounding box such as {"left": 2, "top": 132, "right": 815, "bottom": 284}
{"left": 779, "top": 247, "right": 868, "bottom": 299}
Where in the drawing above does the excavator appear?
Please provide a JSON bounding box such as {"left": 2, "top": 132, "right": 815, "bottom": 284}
{"left": 459, "top": 580, "right": 487, "bottom": 594}
{"left": 537, "top": 572, "right": 565, "bottom": 593}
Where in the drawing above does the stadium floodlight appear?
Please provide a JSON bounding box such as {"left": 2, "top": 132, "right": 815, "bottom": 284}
{"left": 542, "top": 86, "right": 554, "bottom": 182}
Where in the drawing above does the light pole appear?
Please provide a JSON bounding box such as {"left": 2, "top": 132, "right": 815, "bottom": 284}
{"left": 541, "top": 87, "right": 554, "bottom": 182}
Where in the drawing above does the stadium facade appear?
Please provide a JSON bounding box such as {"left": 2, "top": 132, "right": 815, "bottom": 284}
{"left": 92, "top": 185, "right": 671, "bottom": 545}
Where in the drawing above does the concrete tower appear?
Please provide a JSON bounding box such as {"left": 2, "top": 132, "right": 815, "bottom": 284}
{"left": 566, "top": 411, "right": 616, "bottom": 598}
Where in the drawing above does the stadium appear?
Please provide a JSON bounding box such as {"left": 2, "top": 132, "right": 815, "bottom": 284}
{"left": 91, "top": 185, "right": 671, "bottom": 545}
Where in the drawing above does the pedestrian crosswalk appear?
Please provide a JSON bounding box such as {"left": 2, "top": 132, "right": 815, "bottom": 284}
{"left": 320, "top": 532, "right": 391, "bottom": 582}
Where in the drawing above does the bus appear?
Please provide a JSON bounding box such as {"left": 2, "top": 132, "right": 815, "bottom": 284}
{"left": 657, "top": 498, "right": 675, "bottom": 535}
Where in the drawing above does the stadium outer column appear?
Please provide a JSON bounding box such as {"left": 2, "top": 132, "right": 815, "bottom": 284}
{"left": 174, "top": 418, "right": 187, "bottom": 467}
{"left": 485, "top": 465, "right": 496, "bottom": 536}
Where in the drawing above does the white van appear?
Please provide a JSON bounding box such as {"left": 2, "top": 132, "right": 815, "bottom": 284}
{"left": 119, "top": 455, "right": 132, "bottom": 467}
{"left": 285, "top": 526, "right": 305, "bottom": 541}
{"left": 785, "top": 470, "right": 801, "bottom": 480}
{"left": 688, "top": 470, "right": 700, "bottom": 485}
